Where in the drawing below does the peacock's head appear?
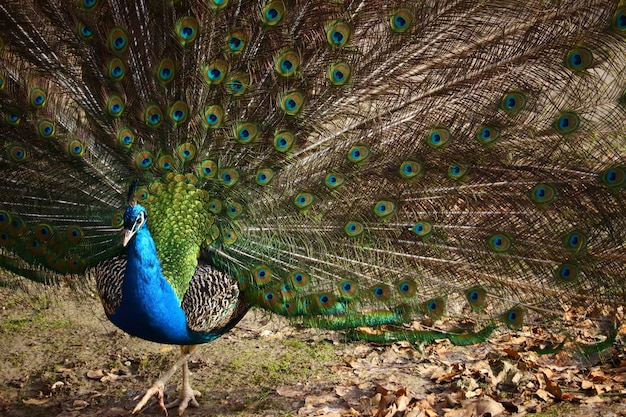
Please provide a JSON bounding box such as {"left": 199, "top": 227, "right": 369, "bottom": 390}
{"left": 123, "top": 204, "right": 148, "bottom": 247}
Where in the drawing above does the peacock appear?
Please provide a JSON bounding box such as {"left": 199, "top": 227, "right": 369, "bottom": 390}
{"left": 1, "top": 0, "right": 625, "bottom": 414}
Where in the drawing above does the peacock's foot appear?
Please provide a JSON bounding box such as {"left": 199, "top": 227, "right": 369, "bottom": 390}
{"left": 132, "top": 380, "right": 167, "bottom": 415}
{"left": 131, "top": 345, "right": 198, "bottom": 416}
{"left": 165, "top": 387, "right": 201, "bottom": 415}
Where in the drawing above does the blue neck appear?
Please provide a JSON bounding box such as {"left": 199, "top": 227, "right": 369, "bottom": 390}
{"left": 108, "top": 226, "right": 216, "bottom": 345}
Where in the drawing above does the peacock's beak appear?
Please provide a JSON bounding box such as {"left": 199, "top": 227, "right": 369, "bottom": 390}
{"left": 122, "top": 229, "right": 135, "bottom": 247}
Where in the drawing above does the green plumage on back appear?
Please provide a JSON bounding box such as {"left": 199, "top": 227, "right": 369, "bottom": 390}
{"left": 142, "top": 176, "right": 215, "bottom": 300}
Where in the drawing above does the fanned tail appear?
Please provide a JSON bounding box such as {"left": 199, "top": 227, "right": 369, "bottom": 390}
{"left": 0, "top": 1, "right": 624, "bottom": 346}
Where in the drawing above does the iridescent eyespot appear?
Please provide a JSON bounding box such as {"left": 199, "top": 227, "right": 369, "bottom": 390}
{"left": 279, "top": 90, "right": 304, "bottom": 115}
{"left": 234, "top": 122, "right": 259, "bottom": 144}
{"left": 427, "top": 127, "right": 450, "bottom": 148}
{"left": 447, "top": 163, "right": 468, "bottom": 180}
{"left": 475, "top": 125, "right": 500, "bottom": 146}
{"left": 67, "top": 257, "right": 86, "bottom": 273}
{"left": 553, "top": 111, "right": 580, "bottom": 135}
{"left": 389, "top": 8, "right": 413, "bottom": 33}
{"left": 396, "top": 279, "right": 417, "bottom": 298}
{"left": 315, "top": 293, "right": 335, "bottom": 310}
{"left": 67, "top": 139, "right": 85, "bottom": 157}
{"left": 528, "top": 183, "right": 556, "bottom": 207}
{"left": 77, "top": 22, "right": 94, "bottom": 41}
{"left": 347, "top": 144, "right": 370, "bottom": 164}
{"left": 202, "top": 104, "right": 224, "bottom": 129}
{"left": 500, "top": 91, "right": 527, "bottom": 117}
{"left": 175, "top": 16, "right": 199, "bottom": 46}
{"left": 208, "top": 0, "right": 228, "bottom": 10}
{"left": 108, "top": 27, "right": 129, "bottom": 54}
{"left": 328, "top": 62, "right": 351, "bottom": 86}
{"left": 256, "top": 168, "right": 274, "bottom": 185}
{"left": 177, "top": 143, "right": 197, "bottom": 161}
{"left": 252, "top": 265, "right": 272, "bottom": 285}
{"left": 226, "top": 202, "right": 243, "bottom": 219}
{"left": 565, "top": 46, "right": 593, "bottom": 72}
{"left": 273, "top": 131, "right": 295, "bottom": 153}
{"left": 35, "top": 223, "right": 54, "bottom": 241}
{"left": 290, "top": 271, "right": 310, "bottom": 289}
{"left": 294, "top": 192, "right": 314, "bottom": 210}
{"left": 9, "top": 146, "right": 27, "bottom": 162}
{"left": 117, "top": 127, "right": 135, "bottom": 149}
{"left": 324, "top": 172, "right": 344, "bottom": 189}
{"left": 220, "top": 168, "right": 239, "bottom": 187}
{"left": 9, "top": 215, "right": 25, "bottom": 236}
{"left": 225, "top": 30, "right": 248, "bottom": 54}
{"left": 399, "top": 160, "right": 422, "bottom": 179}
{"left": 135, "top": 187, "right": 149, "bottom": 202}
{"left": 144, "top": 104, "right": 163, "bottom": 127}
{"left": 168, "top": 101, "right": 190, "bottom": 125}
{"left": 0, "top": 211, "right": 10, "bottom": 229}
{"left": 226, "top": 72, "right": 250, "bottom": 96}
{"left": 487, "top": 233, "right": 511, "bottom": 253}
{"left": 274, "top": 49, "right": 300, "bottom": 77}
{"left": 338, "top": 280, "right": 359, "bottom": 298}
{"left": 344, "top": 221, "right": 364, "bottom": 237}
{"left": 370, "top": 284, "right": 391, "bottom": 302}
{"left": 224, "top": 228, "right": 240, "bottom": 246}
{"left": 464, "top": 286, "right": 487, "bottom": 310}
{"left": 157, "top": 155, "right": 174, "bottom": 172}
{"left": 562, "top": 229, "right": 588, "bottom": 253}
{"left": 202, "top": 60, "right": 228, "bottom": 85}
{"left": 111, "top": 212, "right": 124, "bottom": 228}
{"left": 66, "top": 226, "right": 84, "bottom": 244}
{"left": 37, "top": 119, "right": 55, "bottom": 138}
{"left": 501, "top": 307, "right": 525, "bottom": 328}
{"left": 325, "top": 20, "right": 351, "bottom": 48}
{"left": 81, "top": 0, "right": 100, "bottom": 10}
{"left": 373, "top": 200, "right": 395, "bottom": 219}
{"left": 198, "top": 160, "right": 217, "bottom": 179}
{"left": 261, "top": 1, "right": 285, "bottom": 26}
{"left": 425, "top": 298, "right": 445, "bottom": 318}
{"left": 600, "top": 166, "right": 625, "bottom": 190}
{"left": 106, "top": 58, "right": 126, "bottom": 81}
{"left": 5, "top": 112, "right": 21, "bottom": 126}
{"left": 208, "top": 199, "right": 223, "bottom": 214}
{"left": 612, "top": 7, "right": 626, "bottom": 35}
{"left": 411, "top": 221, "right": 432, "bottom": 238}
{"left": 29, "top": 239, "right": 43, "bottom": 254}
{"left": 106, "top": 95, "right": 125, "bottom": 117}
{"left": 29, "top": 87, "right": 47, "bottom": 108}
{"left": 555, "top": 263, "right": 580, "bottom": 283}
{"left": 156, "top": 58, "right": 176, "bottom": 85}
{"left": 135, "top": 151, "right": 154, "bottom": 170}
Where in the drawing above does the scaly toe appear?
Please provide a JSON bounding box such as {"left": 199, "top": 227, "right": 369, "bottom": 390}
{"left": 165, "top": 389, "right": 201, "bottom": 415}
{"left": 132, "top": 381, "right": 168, "bottom": 416}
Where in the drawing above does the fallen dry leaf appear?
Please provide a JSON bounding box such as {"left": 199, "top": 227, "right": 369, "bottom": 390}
{"left": 22, "top": 398, "right": 50, "bottom": 406}
{"left": 86, "top": 369, "right": 104, "bottom": 380}
{"left": 543, "top": 372, "right": 563, "bottom": 400}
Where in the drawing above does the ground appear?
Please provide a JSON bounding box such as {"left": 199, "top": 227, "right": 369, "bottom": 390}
{"left": 1, "top": 277, "right": 625, "bottom": 417}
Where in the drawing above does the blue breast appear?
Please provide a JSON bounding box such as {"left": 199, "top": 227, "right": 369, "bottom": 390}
{"left": 108, "top": 227, "right": 217, "bottom": 345}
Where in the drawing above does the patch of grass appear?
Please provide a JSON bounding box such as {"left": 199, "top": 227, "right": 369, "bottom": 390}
{"left": 5, "top": 352, "right": 26, "bottom": 367}
{"left": 533, "top": 403, "right": 581, "bottom": 416}
{"left": 42, "top": 319, "right": 71, "bottom": 330}
{"left": 0, "top": 318, "right": 33, "bottom": 334}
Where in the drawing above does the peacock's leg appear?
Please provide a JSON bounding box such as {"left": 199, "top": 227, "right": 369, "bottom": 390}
{"left": 132, "top": 344, "right": 198, "bottom": 416}
{"left": 164, "top": 345, "right": 201, "bottom": 414}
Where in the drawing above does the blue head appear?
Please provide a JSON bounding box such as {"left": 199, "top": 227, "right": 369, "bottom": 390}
{"left": 123, "top": 204, "right": 148, "bottom": 247}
